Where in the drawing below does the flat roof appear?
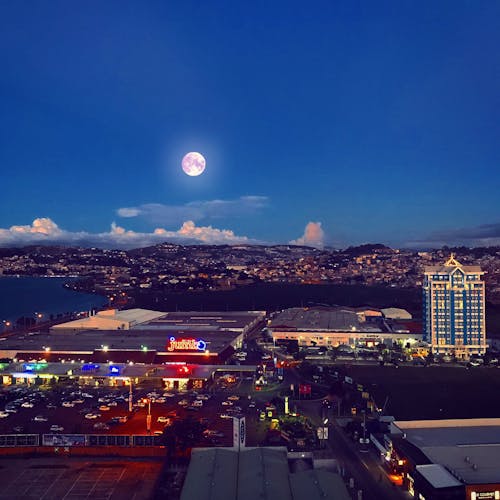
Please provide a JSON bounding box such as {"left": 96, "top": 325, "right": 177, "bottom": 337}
{"left": 52, "top": 310, "right": 265, "bottom": 332}
{"left": 180, "top": 447, "right": 350, "bottom": 500}
{"left": 141, "top": 311, "right": 265, "bottom": 331}
{"left": 52, "top": 308, "right": 166, "bottom": 329}
{"left": 269, "top": 307, "right": 381, "bottom": 332}
{"left": 0, "top": 329, "right": 242, "bottom": 355}
{"left": 422, "top": 445, "right": 500, "bottom": 485}
{"left": 393, "top": 419, "right": 500, "bottom": 445}
{"left": 393, "top": 419, "right": 500, "bottom": 484}
{"left": 416, "top": 464, "right": 462, "bottom": 489}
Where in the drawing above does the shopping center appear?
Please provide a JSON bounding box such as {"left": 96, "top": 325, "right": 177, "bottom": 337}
{"left": 268, "top": 307, "right": 422, "bottom": 349}
{"left": 0, "top": 309, "right": 265, "bottom": 389}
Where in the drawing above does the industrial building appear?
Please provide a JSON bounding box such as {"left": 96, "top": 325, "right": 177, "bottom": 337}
{"left": 180, "top": 447, "right": 350, "bottom": 500}
{"left": 50, "top": 308, "right": 167, "bottom": 331}
{"left": 387, "top": 419, "right": 500, "bottom": 500}
{"left": 268, "top": 307, "right": 422, "bottom": 349}
{"left": 0, "top": 310, "right": 265, "bottom": 368}
{"left": 51, "top": 309, "right": 264, "bottom": 335}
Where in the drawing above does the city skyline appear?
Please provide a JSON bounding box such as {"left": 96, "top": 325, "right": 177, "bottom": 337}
{"left": 1, "top": 2, "right": 499, "bottom": 249}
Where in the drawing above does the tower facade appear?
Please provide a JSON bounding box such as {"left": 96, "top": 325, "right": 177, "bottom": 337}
{"left": 423, "top": 255, "right": 486, "bottom": 359}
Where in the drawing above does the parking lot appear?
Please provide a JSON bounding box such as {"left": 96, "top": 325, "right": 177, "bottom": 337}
{"left": 0, "top": 373, "right": 274, "bottom": 447}
{"left": 0, "top": 458, "right": 161, "bottom": 500}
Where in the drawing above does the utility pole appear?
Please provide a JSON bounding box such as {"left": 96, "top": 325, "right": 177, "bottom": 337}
{"left": 128, "top": 378, "right": 133, "bottom": 413}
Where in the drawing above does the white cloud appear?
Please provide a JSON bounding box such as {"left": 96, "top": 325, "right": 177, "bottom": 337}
{"left": 116, "top": 195, "right": 268, "bottom": 225}
{"left": 0, "top": 218, "right": 253, "bottom": 249}
{"left": 116, "top": 207, "right": 141, "bottom": 217}
{"left": 290, "top": 221, "right": 325, "bottom": 249}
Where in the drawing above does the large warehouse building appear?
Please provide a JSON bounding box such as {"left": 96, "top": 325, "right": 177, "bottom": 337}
{"left": 268, "top": 307, "right": 422, "bottom": 349}
{"left": 0, "top": 309, "right": 265, "bottom": 367}
{"left": 388, "top": 419, "right": 500, "bottom": 500}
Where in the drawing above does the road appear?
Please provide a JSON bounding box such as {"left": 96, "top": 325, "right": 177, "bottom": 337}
{"left": 294, "top": 398, "right": 409, "bottom": 500}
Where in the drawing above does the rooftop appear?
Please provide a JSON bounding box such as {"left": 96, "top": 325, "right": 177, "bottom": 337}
{"left": 392, "top": 419, "right": 500, "bottom": 485}
{"left": 269, "top": 307, "right": 381, "bottom": 333}
{"left": 52, "top": 309, "right": 264, "bottom": 333}
{"left": 0, "top": 328, "right": 242, "bottom": 356}
{"left": 180, "top": 447, "right": 350, "bottom": 500}
{"left": 415, "top": 464, "right": 462, "bottom": 489}
{"left": 51, "top": 308, "right": 166, "bottom": 330}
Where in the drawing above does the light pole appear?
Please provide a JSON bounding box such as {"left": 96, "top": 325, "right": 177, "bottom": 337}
{"left": 128, "top": 378, "right": 133, "bottom": 413}
{"left": 143, "top": 398, "right": 152, "bottom": 434}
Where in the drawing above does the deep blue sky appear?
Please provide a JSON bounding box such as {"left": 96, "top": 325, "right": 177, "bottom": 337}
{"left": 0, "top": 1, "right": 499, "bottom": 248}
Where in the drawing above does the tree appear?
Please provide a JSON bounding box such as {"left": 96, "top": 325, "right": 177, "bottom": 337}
{"left": 161, "top": 417, "right": 206, "bottom": 457}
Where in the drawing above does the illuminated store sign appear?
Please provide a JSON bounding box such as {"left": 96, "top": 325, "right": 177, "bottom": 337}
{"left": 81, "top": 363, "right": 100, "bottom": 372}
{"left": 23, "top": 363, "right": 46, "bottom": 372}
{"left": 167, "top": 337, "right": 206, "bottom": 352}
{"left": 109, "top": 365, "right": 121, "bottom": 375}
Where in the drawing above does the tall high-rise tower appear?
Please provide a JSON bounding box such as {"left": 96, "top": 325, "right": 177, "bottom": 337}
{"left": 423, "top": 255, "right": 486, "bottom": 359}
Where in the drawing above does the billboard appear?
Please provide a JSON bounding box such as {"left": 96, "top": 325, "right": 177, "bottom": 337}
{"left": 232, "top": 417, "right": 246, "bottom": 449}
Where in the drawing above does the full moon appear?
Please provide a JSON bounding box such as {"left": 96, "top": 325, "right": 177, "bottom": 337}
{"left": 182, "top": 152, "right": 206, "bottom": 176}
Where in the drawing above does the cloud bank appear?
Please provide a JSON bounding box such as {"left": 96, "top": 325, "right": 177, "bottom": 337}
{"left": 290, "top": 222, "right": 325, "bottom": 249}
{"left": 117, "top": 196, "right": 268, "bottom": 225}
{"left": 408, "top": 222, "right": 500, "bottom": 248}
{"left": 0, "top": 218, "right": 253, "bottom": 249}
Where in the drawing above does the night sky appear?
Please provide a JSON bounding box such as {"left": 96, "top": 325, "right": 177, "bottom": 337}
{"left": 1, "top": 1, "right": 499, "bottom": 249}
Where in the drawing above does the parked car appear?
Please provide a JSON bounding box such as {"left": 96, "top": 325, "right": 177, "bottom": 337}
{"left": 157, "top": 416, "right": 170, "bottom": 423}
{"left": 204, "top": 430, "right": 225, "bottom": 438}
{"left": 33, "top": 415, "right": 48, "bottom": 422}
{"left": 0, "top": 411, "right": 9, "bottom": 418}
{"left": 93, "top": 422, "right": 110, "bottom": 430}
{"left": 50, "top": 425, "right": 64, "bottom": 432}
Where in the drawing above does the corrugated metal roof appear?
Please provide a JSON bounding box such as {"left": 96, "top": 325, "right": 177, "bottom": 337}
{"left": 180, "top": 447, "right": 350, "bottom": 500}
{"left": 415, "top": 464, "right": 462, "bottom": 488}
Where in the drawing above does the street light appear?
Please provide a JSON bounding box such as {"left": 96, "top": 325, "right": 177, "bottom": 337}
{"left": 128, "top": 378, "right": 133, "bottom": 413}
{"left": 142, "top": 398, "right": 152, "bottom": 434}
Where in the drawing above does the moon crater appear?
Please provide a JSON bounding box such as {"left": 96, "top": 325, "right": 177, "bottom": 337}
{"left": 182, "top": 152, "right": 206, "bottom": 176}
